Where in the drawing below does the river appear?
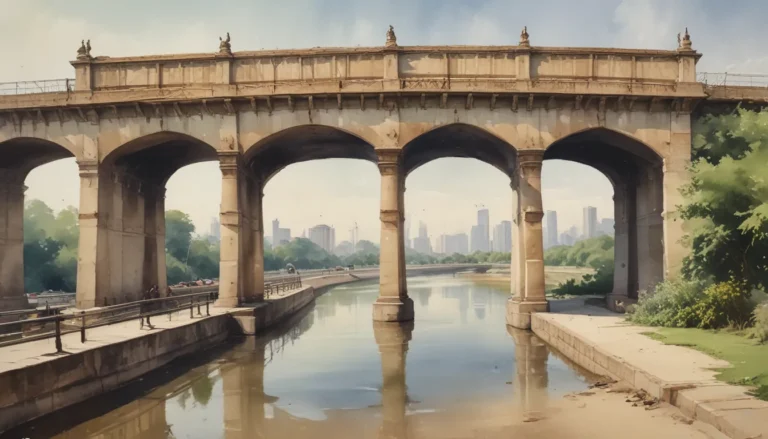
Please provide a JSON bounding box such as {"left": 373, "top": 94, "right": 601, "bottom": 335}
{"left": 6, "top": 275, "right": 718, "bottom": 439}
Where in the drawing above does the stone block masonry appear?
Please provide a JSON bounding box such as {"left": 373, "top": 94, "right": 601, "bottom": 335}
{"left": 531, "top": 301, "right": 768, "bottom": 439}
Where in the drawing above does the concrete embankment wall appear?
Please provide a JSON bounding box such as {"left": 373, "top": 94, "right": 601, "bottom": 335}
{"left": 0, "top": 313, "right": 230, "bottom": 433}
{"left": 0, "top": 282, "right": 341, "bottom": 433}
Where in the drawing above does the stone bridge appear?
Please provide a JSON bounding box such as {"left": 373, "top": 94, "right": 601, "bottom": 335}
{"left": 0, "top": 28, "right": 761, "bottom": 327}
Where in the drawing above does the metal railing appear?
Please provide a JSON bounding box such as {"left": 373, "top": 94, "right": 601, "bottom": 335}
{"left": 0, "top": 78, "right": 75, "bottom": 95}
{"left": 0, "top": 275, "right": 305, "bottom": 354}
{"left": 0, "top": 290, "right": 217, "bottom": 354}
{"left": 264, "top": 275, "right": 302, "bottom": 298}
{"left": 698, "top": 72, "right": 768, "bottom": 88}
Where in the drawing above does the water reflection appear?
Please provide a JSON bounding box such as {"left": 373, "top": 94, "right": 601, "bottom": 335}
{"left": 8, "top": 275, "right": 595, "bottom": 439}
{"left": 373, "top": 321, "right": 413, "bottom": 439}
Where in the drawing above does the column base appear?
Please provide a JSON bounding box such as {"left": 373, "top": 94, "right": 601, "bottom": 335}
{"left": 506, "top": 299, "right": 549, "bottom": 329}
{"left": 0, "top": 296, "right": 32, "bottom": 311}
{"left": 215, "top": 296, "right": 240, "bottom": 308}
{"left": 372, "top": 296, "right": 414, "bottom": 322}
{"left": 605, "top": 293, "right": 636, "bottom": 313}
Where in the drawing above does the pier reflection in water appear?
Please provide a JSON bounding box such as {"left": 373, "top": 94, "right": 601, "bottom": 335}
{"left": 12, "top": 275, "right": 593, "bottom": 439}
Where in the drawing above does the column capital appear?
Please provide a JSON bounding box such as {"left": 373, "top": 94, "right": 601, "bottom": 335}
{"left": 376, "top": 149, "right": 402, "bottom": 175}
{"left": 77, "top": 159, "right": 99, "bottom": 178}
{"left": 517, "top": 149, "right": 544, "bottom": 167}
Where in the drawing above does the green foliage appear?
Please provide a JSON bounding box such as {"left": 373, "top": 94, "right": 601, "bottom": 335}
{"left": 749, "top": 303, "right": 768, "bottom": 343}
{"left": 23, "top": 200, "right": 79, "bottom": 293}
{"left": 682, "top": 108, "right": 768, "bottom": 291}
{"left": 165, "top": 210, "right": 195, "bottom": 262}
{"left": 629, "top": 279, "right": 755, "bottom": 330}
{"left": 550, "top": 265, "right": 614, "bottom": 297}
{"left": 544, "top": 235, "right": 614, "bottom": 269}
{"left": 628, "top": 279, "right": 706, "bottom": 327}
{"left": 693, "top": 280, "right": 755, "bottom": 329}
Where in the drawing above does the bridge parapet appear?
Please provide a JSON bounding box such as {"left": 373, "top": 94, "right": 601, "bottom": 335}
{"left": 0, "top": 45, "right": 706, "bottom": 112}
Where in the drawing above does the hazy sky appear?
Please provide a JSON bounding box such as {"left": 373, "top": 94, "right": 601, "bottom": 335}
{"left": 3, "top": 0, "right": 767, "bottom": 244}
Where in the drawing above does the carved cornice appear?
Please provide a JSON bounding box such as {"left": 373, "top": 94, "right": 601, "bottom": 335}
{"left": 517, "top": 150, "right": 544, "bottom": 176}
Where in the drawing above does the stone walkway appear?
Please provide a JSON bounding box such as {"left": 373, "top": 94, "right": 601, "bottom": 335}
{"left": 0, "top": 306, "right": 233, "bottom": 374}
{"left": 534, "top": 298, "right": 768, "bottom": 439}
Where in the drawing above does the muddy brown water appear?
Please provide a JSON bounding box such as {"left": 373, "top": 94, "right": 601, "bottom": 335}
{"left": 5, "top": 275, "right": 607, "bottom": 439}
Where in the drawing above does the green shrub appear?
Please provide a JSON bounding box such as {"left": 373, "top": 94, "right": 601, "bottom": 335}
{"left": 551, "top": 265, "right": 613, "bottom": 296}
{"left": 628, "top": 279, "right": 704, "bottom": 327}
{"left": 629, "top": 279, "right": 755, "bottom": 329}
{"left": 749, "top": 303, "right": 768, "bottom": 342}
{"left": 692, "top": 280, "right": 755, "bottom": 329}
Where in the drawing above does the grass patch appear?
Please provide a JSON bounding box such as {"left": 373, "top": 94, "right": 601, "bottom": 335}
{"left": 646, "top": 327, "right": 768, "bottom": 400}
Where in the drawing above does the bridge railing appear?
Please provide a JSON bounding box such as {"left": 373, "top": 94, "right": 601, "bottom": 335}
{"left": 698, "top": 72, "right": 768, "bottom": 88}
{"left": 0, "top": 78, "right": 75, "bottom": 95}
{"left": 0, "top": 275, "right": 307, "bottom": 354}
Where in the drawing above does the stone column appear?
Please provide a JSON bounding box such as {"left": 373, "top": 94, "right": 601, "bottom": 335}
{"left": 506, "top": 150, "right": 548, "bottom": 329}
{"left": 606, "top": 181, "right": 637, "bottom": 310}
{"left": 664, "top": 117, "right": 692, "bottom": 280}
{"left": 216, "top": 152, "right": 264, "bottom": 307}
{"left": 635, "top": 165, "right": 664, "bottom": 294}
{"left": 0, "top": 174, "right": 29, "bottom": 310}
{"left": 373, "top": 150, "right": 413, "bottom": 322}
{"left": 373, "top": 321, "right": 413, "bottom": 439}
{"left": 76, "top": 160, "right": 108, "bottom": 308}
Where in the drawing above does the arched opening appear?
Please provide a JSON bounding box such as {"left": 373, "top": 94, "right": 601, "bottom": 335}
{"left": 543, "top": 128, "right": 664, "bottom": 307}
{"left": 400, "top": 124, "right": 518, "bottom": 318}
{"left": 0, "top": 138, "right": 77, "bottom": 310}
{"left": 91, "top": 132, "right": 220, "bottom": 306}
{"left": 246, "top": 125, "right": 379, "bottom": 282}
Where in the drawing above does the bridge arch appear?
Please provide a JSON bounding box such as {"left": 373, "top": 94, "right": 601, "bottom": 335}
{"left": 244, "top": 124, "right": 378, "bottom": 184}
{"left": 101, "top": 131, "right": 219, "bottom": 186}
{"left": 400, "top": 123, "right": 518, "bottom": 177}
{"left": 0, "top": 137, "right": 78, "bottom": 309}
{"left": 543, "top": 127, "right": 664, "bottom": 306}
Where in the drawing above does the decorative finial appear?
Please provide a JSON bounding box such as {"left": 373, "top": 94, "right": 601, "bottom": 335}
{"left": 385, "top": 25, "right": 397, "bottom": 48}
{"left": 678, "top": 27, "right": 693, "bottom": 51}
{"left": 519, "top": 26, "right": 530, "bottom": 47}
{"left": 219, "top": 32, "right": 232, "bottom": 55}
{"left": 77, "top": 39, "right": 92, "bottom": 60}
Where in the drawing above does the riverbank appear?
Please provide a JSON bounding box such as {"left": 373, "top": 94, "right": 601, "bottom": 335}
{"left": 459, "top": 266, "right": 594, "bottom": 293}
{"left": 533, "top": 298, "right": 768, "bottom": 439}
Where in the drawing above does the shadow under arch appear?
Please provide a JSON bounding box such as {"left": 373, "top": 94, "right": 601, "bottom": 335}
{"left": 244, "top": 124, "right": 378, "bottom": 184}
{"left": 101, "top": 131, "right": 219, "bottom": 186}
{"left": 0, "top": 137, "right": 76, "bottom": 178}
{"left": 0, "top": 137, "right": 77, "bottom": 310}
{"left": 543, "top": 127, "right": 665, "bottom": 303}
{"left": 401, "top": 123, "right": 518, "bottom": 177}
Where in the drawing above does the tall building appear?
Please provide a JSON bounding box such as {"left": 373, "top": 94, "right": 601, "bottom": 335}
{"left": 308, "top": 224, "right": 335, "bottom": 253}
{"left": 470, "top": 225, "right": 483, "bottom": 253}
{"left": 582, "top": 206, "right": 598, "bottom": 239}
{"left": 545, "top": 210, "right": 558, "bottom": 248}
{"left": 413, "top": 221, "right": 432, "bottom": 254}
{"left": 492, "top": 221, "right": 512, "bottom": 252}
{"left": 208, "top": 217, "right": 220, "bottom": 243}
{"left": 477, "top": 208, "right": 490, "bottom": 252}
{"left": 272, "top": 219, "right": 291, "bottom": 247}
{"left": 404, "top": 217, "right": 411, "bottom": 249}
{"left": 441, "top": 233, "right": 469, "bottom": 255}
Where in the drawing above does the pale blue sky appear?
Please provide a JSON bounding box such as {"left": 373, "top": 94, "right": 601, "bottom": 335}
{"left": 3, "top": 0, "right": 766, "bottom": 243}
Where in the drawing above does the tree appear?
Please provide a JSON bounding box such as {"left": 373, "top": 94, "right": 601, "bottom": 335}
{"left": 680, "top": 108, "right": 768, "bottom": 290}
{"left": 165, "top": 210, "right": 195, "bottom": 262}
